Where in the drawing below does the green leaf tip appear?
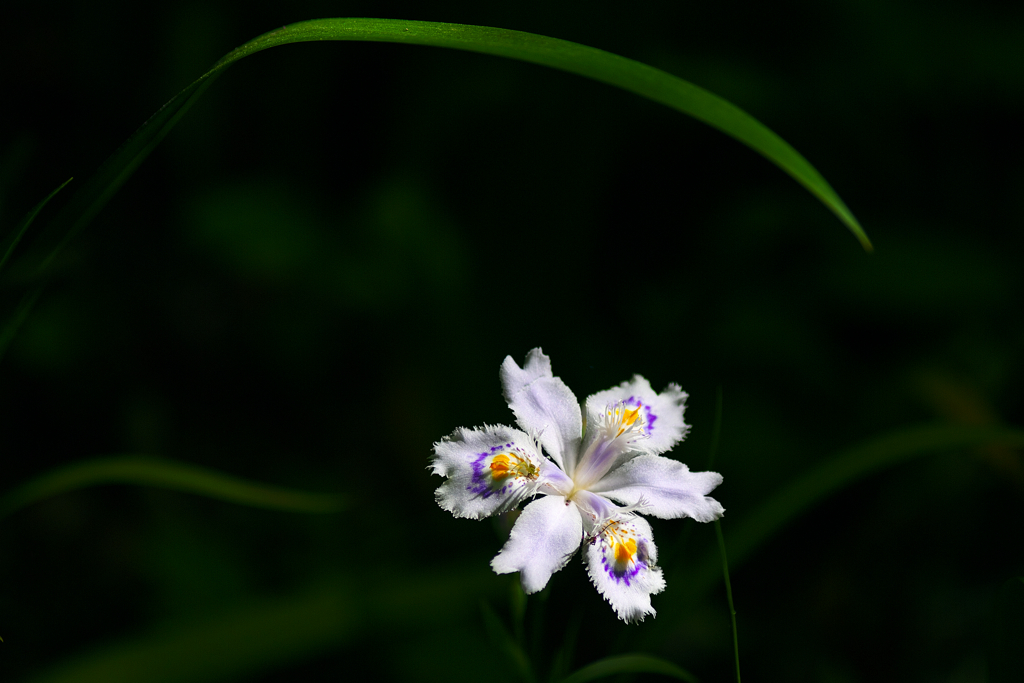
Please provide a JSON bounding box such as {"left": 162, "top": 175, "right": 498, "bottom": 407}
{"left": 234, "top": 19, "right": 870, "bottom": 249}
{"left": 0, "top": 455, "right": 347, "bottom": 519}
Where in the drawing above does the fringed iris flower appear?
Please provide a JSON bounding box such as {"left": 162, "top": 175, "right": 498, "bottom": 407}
{"left": 431, "top": 349, "right": 724, "bottom": 622}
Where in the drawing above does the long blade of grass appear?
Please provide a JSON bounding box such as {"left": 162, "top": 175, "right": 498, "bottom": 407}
{"left": 21, "top": 569, "right": 492, "bottom": 683}
{"left": 558, "top": 654, "right": 699, "bottom": 683}
{"left": 25, "top": 584, "right": 353, "bottom": 683}
{"left": 715, "top": 520, "right": 741, "bottom": 683}
{"left": 707, "top": 386, "right": 724, "bottom": 470}
{"left": 0, "top": 455, "right": 346, "bottom": 519}
{"left": 0, "top": 286, "right": 42, "bottom": 363}
{"left": 989, "top": 576, "right": 1024, "bottom": 683}
{"left": 0, "top": 177, "right": 72, "bottom": 274}
{"left": 29, "top": 18, "right": 867, "bottom": 276}
{"left": 546, "top": 613, "right": 581, "bottom": 683}
{"left": 684, "top": 424, "right": 1024, "bottom": 598}
{"left": 0, "top": 178, "right": 74, "bottom": 362}
{"left": 481, "top": 602, "right": 536, "bottom": 683}
{"left": 29, "top": 74, "right": 222, "bottom": 274}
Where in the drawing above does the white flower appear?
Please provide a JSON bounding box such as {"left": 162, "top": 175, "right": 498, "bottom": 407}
{"left": 431, "top": 348, "right": 724, "bottom": 622}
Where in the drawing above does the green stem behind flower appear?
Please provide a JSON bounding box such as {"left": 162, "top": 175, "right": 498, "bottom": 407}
{"left": 716, "top": 520, "right": 741, "bottom": 683}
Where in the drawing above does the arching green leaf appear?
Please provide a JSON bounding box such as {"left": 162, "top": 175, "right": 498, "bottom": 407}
{"left": 0, "top": 177, "right": 72, "bottom": 274}
{"left": 0, "top": 455, "right": 346, "bottom": 519}
{"left": 684, "top": 424, "right": 1024, "bottom": 598}
{"left": 21, "top": 569, "right": 492, "bottom": 683}
{"left": 30, "top": 18, "right": 868, "bottom": 277}
{"left": 558, "top": 654, "right": 699, "bottom": 683}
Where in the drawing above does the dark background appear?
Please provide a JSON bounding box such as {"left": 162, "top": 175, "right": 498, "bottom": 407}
{"left": 1, "top": 1, "right": 1022, "bottom": 682}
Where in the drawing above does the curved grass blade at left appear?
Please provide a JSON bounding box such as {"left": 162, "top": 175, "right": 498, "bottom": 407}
{"left": 0, "top": 177, "right": 72, "bottom": 274}
{"left": 0, "top": 178, "right": 74, "bottom": 362}
{"left": 21, "top": 569, "right": 492, "bottom": 683}
{"left": 0, "top": 455, "right": 346, "bottom": 519}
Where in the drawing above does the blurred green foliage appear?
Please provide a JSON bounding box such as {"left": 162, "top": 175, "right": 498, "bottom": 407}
{"left": 1, "top": 1, "right": 1022, "bottom": 682}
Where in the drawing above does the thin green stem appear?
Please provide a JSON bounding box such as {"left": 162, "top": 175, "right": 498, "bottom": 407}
{"left": 707, "top": 386, "right": 724, "bottom": 470}
{"left": 0, "top": 287, "right": 42, "bottom": 364}
{"left": 715, "top": 520, "right": 741, "bottom": 683}
{"left": 0, "top": 177, "right": 72, "bottom": 274}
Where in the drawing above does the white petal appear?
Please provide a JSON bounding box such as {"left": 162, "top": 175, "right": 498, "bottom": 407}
{"left": 585, "top": 376, "right": 689, "bottom": 456}
{"left": 490, "top": 495, "right": 583, "bottom": 593}
{"left": 501, "top": 349, "right": 582, "bottom": 472}
{"left": 590, "top": 454, "right": 724, "bottom": 522}
{"left": 432, "top": 425, "right": 567, "bottom": 519}
{"left": 585, "top": 514, "right": 665, "bottom": 622}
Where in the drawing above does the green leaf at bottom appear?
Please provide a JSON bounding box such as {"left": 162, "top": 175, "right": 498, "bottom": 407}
{"left": 559, "top": 654, "right": 699, "bottom": 683}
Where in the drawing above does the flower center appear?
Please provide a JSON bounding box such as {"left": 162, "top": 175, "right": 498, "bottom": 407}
{"left": 613, "top": 404, "right": 643, "bottom": 437}
{"left": 489, "top": 453, "right": 539, "bottom": 480}
{"left": 604, "top": 522, "right": 637, "bottom": 563}
{"left": 571, "top": 400, "right": 648, "bottom": 490}
{"left": 614, "top": 536, "right": 638, "bottom": 563}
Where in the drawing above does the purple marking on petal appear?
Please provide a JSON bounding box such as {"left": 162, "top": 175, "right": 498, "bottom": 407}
{"left": 623, "top": 395, "right": 657, "bottom": 434}
{"left": 468, "top": 451, "right": 499, "bottom": 498}
{"left": 467, "top": 443, "right": 539, "bottom": 499}
{"left": 597, "top": 528, "right": 650, "bottom": 584}
{"left": 602, "top": 560, "right": 645, "bottom": 584}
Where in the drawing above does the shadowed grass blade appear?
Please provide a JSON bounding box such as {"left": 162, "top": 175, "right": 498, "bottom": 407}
{"left": 29, "top": 18, "right": 868, "bottom": 277}
{"left": 481, "top": 602, "right": 535, "bottom": 683}
{"left": 25, "top": 584, "right": 354, "bottom": 683}
{"left": 29, "top": 74, "right": 221, "bottom": 274}
{"left": 684, "top": 424, "right": 1024, "bottom": 598}
{"left": 0, "top": 287, "right": 42, "bottom": 363}
{"left": 558, "top": 654, "right": 699, "bottom": 683}
{"left": 0, "top": 177, "right": 72, "bottom": 274}
{"left": 990, "top": 577, "right": 1024, "bottom": 683}
{"left": 715, "top": 520, "right": 741, "bottom": 683}
{"left": 0, "top": 455, "right": 346, "bottom": 519}
{"left": 21, "top": 569, "right": 492, "bottom": 683}
{"left": 0, "top": 178, "right": 74, "bottom": 362}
